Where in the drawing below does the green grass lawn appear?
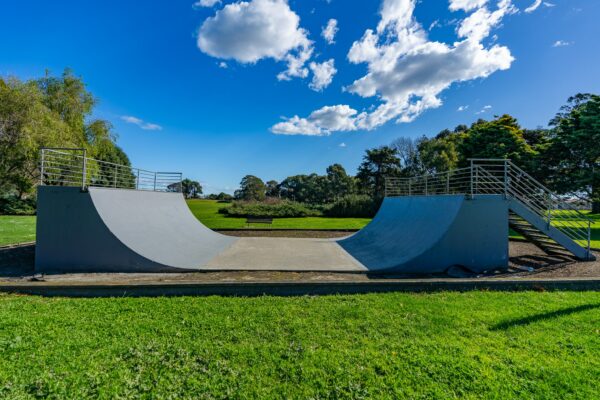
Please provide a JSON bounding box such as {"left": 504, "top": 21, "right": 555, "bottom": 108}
{"left": 0, "top": 292, "right": 598, "bottom": 398}
{"left": 186, "top": 199, "right": 371, "bottom": 230}
{"left": 0, "top": 216, "right": 36, "bottom": 246}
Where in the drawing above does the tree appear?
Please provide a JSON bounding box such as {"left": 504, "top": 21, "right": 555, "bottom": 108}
{"left": 0, "top": 70, "right": 131, "bottom": 200}
{"left": 417, "top": 134, "right": 461, "bottom": 173}
{"left": 356, "top": 146, "right": 401, "bottom": 198}
{"left": 325, "top": 163, "right": 356, "bottom": 201}
{"left": 265, "top": 180, "right": 280, "bottom": 198}
{"left": 181, "top": 179, "right": 202, "bottom": 199}
{"left": 545, "top": 94, "right": 600, "bottom": 213}
{"left": 459, "top": 115, "right": 535, "bottom": 166}
{"left": 235, "top": 175, "right": 266, "bottom": 201}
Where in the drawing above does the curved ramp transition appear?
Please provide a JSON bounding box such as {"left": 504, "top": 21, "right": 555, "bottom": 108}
{"left": 35, "top": 187, "right": 508, "bottom": 274}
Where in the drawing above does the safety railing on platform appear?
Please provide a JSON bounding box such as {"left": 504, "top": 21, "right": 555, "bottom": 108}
{"left": 385, "top": 159, "right": 593, "bottom": 255}
{"left": 39, "top": 148, "right": 182, "bottom": 192}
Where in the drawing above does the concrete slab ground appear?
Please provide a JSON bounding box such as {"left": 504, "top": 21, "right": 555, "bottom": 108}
{"left": 204, "top": 237, "right": 366, "bottom": 271}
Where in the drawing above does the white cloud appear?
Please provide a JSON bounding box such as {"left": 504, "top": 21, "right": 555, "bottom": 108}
{"left": 321, "top": 19, "right": 338, "bottom": 44}
{"left": 553, "top": 40, "right": 572, "bottom": 47}
{"left": 339, "top": 142, "right": 347, "bottom": 148}
{"left": 197, "top": 0, "right": 313, "bottom": 80}
{"left": 194, "top": 0, "right": 221, "bottom": 7}
{"left": 543, "top": 2, "right": 555, "bottom": 7}
{"left": 449, "top": 0, "right": 488, "bottom": 12}
{"left": 457, "top": 0, "right": 517, "bottom": 42}
{"left": 121, "top": 116, "right": 163, "bottom": 131}
{"left": 218, "top": 61, "right": 228, "bottom": 68}
{"left": 272, "top": 0, "right": 515, "bottom": 135}
{"left": 309, "top": 59, "right": 337, "bottom": 91}
{"left": 524, "top": 0, "right": 542, "bottom": 13}
{"left": 475, "top": 104, "right": 492, "bottom": 114}
{"left": 457, "top": 105, "right": 469, "bottom": 111}
{"left": 271, "top": 105, "right": 358, "bottom": 135}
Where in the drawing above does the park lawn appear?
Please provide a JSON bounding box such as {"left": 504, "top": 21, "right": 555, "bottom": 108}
{"left": 0, "top": 215, "right": 36, "bottom": 246}
{"left": 186, "top": 199, "right": 370, "bottom": 230}
{"left": 0, "top": 291, "right": 599, "bottom": 398}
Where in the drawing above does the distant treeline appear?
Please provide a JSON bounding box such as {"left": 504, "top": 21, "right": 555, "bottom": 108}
{"left": 226, "top": 93, "right": 600, "bottom": 213}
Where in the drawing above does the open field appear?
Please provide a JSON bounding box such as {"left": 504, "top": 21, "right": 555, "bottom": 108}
{"left": 0, "top": 216, "right": 36, "bottom": 246}
{"left": 0, "top": 291, "right": 599, "bottom": 398}
{"left": 186, "top": 199, "right": 371, "bottom": 230}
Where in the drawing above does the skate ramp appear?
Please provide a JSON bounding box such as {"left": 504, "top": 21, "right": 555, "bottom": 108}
{"left": 36, "top": 188, "right": 508, "bottom": 274}
{"left": 338, "top": 195, "right": 508, "bottom": 273}
{"left": 35, "top": 186, "right": 236, "bottom": 273}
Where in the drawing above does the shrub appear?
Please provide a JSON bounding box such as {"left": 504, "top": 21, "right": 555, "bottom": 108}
{"left": 0, "top": 195, "right": 37, "bottom": 215}
{"left": 324, "top": 194, "right": 381, "bottom": 218}
{"left": 219, "top": 200, "right": 321, "bottom": 218}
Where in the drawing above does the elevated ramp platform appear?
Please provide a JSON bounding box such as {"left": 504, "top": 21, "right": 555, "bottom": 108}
{"left": 35, "top": 187, "right": 509, "bottom": 274}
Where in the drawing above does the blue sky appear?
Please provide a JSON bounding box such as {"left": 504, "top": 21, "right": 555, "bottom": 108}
{"left": 1, "top": 0, "right": 598, "bottom": 194}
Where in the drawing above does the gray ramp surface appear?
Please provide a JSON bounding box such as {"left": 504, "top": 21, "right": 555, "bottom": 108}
{"left": 89, "top": 187, "right": 237, "bottom": 269}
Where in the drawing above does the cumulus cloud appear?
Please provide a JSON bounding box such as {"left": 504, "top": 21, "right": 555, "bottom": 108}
{"left": 194, "top": 0, "right": 221, "bottom": 7}
{"left": 121, "top": 116, "right": 162, "bottom": 131}
{"left": 271, "top": 105, "right": 358, "bottom": 135}
{"left": 457, "top": 105, "right": 469, "bottom": 111}
{"left": 309, "top": 59, "right": 337, "bottom": 91}
{"left": 272, "top": 0, "right": 515, "bottom": 135}
{"left": 197, "top": 0, "right": 313, "bottom": 80}
{"left": 321, "top": 19, "right": 338, "bottom": 44}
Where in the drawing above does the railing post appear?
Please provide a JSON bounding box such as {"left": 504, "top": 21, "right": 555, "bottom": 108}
{"left": 588, "top": 221, "right": 592, "bottom": 259}
{"left": 408, "top": 179, "right": 412, "bottom": 195}
{"left": 446, "top": 172, "right": 450, "bottom": 194}
{"left": 40, "top": 149, "right": 45, "bottom": 185}
{"left": 425, "top": 175, "right": 428, "bottom": 195}
{"left": 114, "top": 164, "right": 117, "bottom": 188}
{"left": 503, "top": 160, "right": 508, "bottom": 198}
{"left": 136, "top": 169, "right": 140, "bottom": 190}
{"left": 470, "top": 159, "right": 474, "bottom": 198}
{"left": 81, "top": 149, "right": 87, "bottom": 190}
{"left": 153, "top": 172, "right": 157, "bottom": 191}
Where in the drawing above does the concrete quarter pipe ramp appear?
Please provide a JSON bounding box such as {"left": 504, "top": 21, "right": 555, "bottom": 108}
{"left": 35, "top": 186, "right": 508, "bottom": 274}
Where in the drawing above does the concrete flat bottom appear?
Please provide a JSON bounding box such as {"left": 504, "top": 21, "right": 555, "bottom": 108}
{"left": 204, "top": 237, "right": 367, "bottom": 271}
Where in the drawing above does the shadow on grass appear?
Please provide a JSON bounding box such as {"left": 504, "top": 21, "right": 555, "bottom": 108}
{"left": 490, "top": 303, "right": 600, "bottom": 331}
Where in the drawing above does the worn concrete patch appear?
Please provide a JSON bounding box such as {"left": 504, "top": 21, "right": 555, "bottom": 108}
{"left": 204, "top": 237, "right": 367, "bottom": 271}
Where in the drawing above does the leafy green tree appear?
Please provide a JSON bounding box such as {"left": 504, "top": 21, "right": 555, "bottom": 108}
{"left": 265, "top": 180, "right": 280, "bottom": 198}
{"left": 181, "top": 179, "right": 202, "bottom": 199}
{"left": 356, "top": 146, "right": 401, "bottom": 198}
{"left": 325, "top": 164, "right": 356, "bottom": 201}
{"left": 0, "top": 70, "right": 132, "bottom": 201}
{"left": 417, "top": 135, "right": 461, "bottom": 173}
{"left": 459, "top": 115, "right": 535, "bottom": 166}
{"left": 544, "top": 94, "right": 600, "bottom": 213}
{"left": 235, "top": 175, "right": 266, "bottom": 201}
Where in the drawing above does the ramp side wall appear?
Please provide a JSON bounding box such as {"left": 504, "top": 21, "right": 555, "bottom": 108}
{"left": 401, "top": 195, "right": 509, "bottom": 273}
{"left": 35, "top": 186, "right": 192, "bottom": 273}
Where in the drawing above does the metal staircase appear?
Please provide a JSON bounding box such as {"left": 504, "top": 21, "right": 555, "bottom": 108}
{"left": 385, "top": 159, "right": 595, "bottom": 261}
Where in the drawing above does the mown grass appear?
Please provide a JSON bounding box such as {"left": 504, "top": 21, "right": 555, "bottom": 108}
{"left": 186, "top": 200, "right": 370, "bottom": 230}
{"left": 0, "top": 292, "right": 599, "bottom": 399}
{"left": 0, "top": 216, "right": 36, "bottom": 246}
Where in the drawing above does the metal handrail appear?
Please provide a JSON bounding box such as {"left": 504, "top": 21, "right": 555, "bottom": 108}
{"left": 39, "top": 148, "right": 183, "bottom": 193}
{"left": 384, "top": 159, "right": 593, "bottom": 255}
